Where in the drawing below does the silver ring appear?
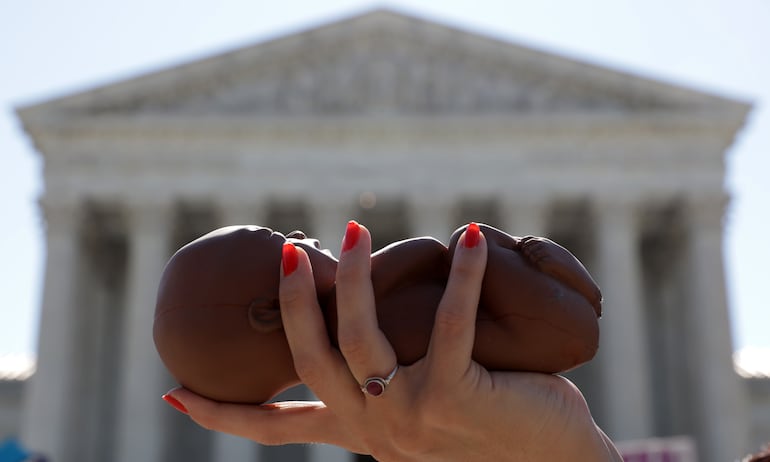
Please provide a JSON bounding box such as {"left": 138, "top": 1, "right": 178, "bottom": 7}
{"left": 361, "top": 365, "right": 399, "bottom": 397}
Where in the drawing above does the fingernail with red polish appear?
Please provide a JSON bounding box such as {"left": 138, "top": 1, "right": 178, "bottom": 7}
{"left": 464, "top": 222, "right": 480, "bottom": 248}
{"left": 282, "top": 242, "right": 298, "bottom": 276}
{"left": 162, "top": 393, "right": 188, "bottom": 414}
{"left": 341, "top": 220, "right": 361, "bottom": 252}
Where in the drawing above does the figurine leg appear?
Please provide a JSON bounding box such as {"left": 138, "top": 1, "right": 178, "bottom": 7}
{"left": 518, "top": 236, "right": 603, "bottom": 316}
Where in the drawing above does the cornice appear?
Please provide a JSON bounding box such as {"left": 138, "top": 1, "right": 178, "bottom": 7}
{"left": 22, "top": 110, "right": 748, "bottom": 152}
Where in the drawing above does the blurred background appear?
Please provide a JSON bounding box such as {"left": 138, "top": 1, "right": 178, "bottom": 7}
{"left": 1, "top": 1, "right": 768, "bottom": 461}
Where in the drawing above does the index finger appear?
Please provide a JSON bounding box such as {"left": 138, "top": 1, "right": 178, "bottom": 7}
{"left": 426, "top": 223, "right": 487, "bottom": 379}
{"left": 279, "top": 244, "right": 362, "bottom": 409}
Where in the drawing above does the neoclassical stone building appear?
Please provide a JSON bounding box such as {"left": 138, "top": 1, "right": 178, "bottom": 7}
{"left": 16, "top": 9, "right": 759, "bottom": 462}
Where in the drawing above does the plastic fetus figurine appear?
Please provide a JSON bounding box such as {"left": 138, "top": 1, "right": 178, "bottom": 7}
{"left": 153, "top": 223, "right": 602, "bottom": 404}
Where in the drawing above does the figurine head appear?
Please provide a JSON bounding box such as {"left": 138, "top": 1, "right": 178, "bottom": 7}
{"left": 153, "top": 226, "right": 337, "bottom": 403}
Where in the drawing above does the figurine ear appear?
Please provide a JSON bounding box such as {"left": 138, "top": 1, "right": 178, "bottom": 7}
{"left": 248, "top": 298, "right": 283, "bottom": 333}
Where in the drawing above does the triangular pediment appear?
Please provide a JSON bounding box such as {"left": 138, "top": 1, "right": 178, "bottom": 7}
{"left": 19, "top": 9, "right": 747, "bottom": 120}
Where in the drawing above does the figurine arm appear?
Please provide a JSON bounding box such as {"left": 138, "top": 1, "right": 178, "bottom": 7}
{"left": 517, "top": 236, "right": 602, "bottom": 316}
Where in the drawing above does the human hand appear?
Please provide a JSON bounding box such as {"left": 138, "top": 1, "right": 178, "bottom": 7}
{"left": 163, "top": 222, "right": 621, "bottom": 461}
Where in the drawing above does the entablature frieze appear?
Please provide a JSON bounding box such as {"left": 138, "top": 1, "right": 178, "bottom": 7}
{"left": 29, "top": 108, "right": 735, "bottom": 213}
{"left": 22, "top": 110, "right": 748, "bottom": 145}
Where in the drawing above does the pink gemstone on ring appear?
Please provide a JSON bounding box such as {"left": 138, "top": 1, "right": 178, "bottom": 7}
{"left": 364, "top": 379, "right": 386, "bottom": 396}
{"left": 361, "top": 364, "right": 399, "bottom": 397}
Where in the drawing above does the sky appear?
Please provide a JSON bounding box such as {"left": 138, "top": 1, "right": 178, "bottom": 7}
{"left": 1, "top": 0, "right": 769, "bottom": 359}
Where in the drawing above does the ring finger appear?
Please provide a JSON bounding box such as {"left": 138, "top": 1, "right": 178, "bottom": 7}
{"left": 335, "top": 221, "right": 399, "bottom": 395}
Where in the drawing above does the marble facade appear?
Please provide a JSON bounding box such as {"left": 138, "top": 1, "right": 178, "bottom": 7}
{"left": 16, "top": 9, "right": 755, "bottom": 462}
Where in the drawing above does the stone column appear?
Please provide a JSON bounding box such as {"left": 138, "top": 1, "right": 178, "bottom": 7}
{"left": 499, "top": 197, "right": 550, "bottom": 237}
{"left": 407, "top": 196, "right": 455, "bottom": 240}
{"left": 306, "top": 197, "right": 355, "bottom": 462}
{"left": 212, "top": 198, "right": 264, "bottom": 462}
{"left": 593, "top": 198, "right": 654, "bottom": 440}
{"left": 684, "top": 196, "right": 749, "bottom": 462}
{"left": 211, "top": 433, "right": 260, "bottom": 462}
{"left": 308, "top": 443, "right": 355, "bottom": 462}
{"left": 408, "top": 196, "right": 455, "bottom": 238}
{"left": 218, "top": 198, "right": 266, "bottom": 227}
{"left": 310, "top": 198, "right": 353, "bottom": 258}
{"left": 21, "top": 198, "right": 81, "bottom": 461}
{"left": 114, "top": 200, "right": 172, "bottom": 462}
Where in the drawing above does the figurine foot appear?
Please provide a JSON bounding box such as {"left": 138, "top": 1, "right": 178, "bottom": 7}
{"left": 519, "top": 236, "right": 602, "bottom": 316}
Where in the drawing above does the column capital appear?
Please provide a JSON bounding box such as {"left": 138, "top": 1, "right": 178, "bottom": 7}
{"left": 123, "top": 199, "right": 174, "bottom": 234}
{"left": 306, "top": 194, "right": 355, "bottom": 213}
{"left": 592, "top": 196, "right": 644, "bottom": 230}
{"left": 592, "top": 194, "right": 644, "bottom": 209}
{"left": 499, "top": 197, "right": 550, "bottom": 237}
{"left": 407, "top": 193, "right": 457, "bottom": 209}
{"left": 39, "top": 196, "right": 82, "bottom": 234}
{"left": 499, "top": 195, "right": 550, "bottom": 209}
{"left": 216, "top": 197, "right": 268, "bottom": 226}
{"left": 308, "top": 197, "right": 355, "bottom": 257}
{"left": 684, "top": 193, "right": 729, "bottom": 230}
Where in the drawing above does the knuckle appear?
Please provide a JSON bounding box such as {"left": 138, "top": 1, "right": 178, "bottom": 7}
{"left": 420, "top": 387, "right": 450, "bottom": 417}
{"left": 192, "top": 414, "right": 216, "bottom": 432}
{"left": 421, "top": 393, "right": 468, "bottom": 431}
{"left": 450, "top": 257, "right": 478, "bottom": 279}
{"left": 448, "top": 261, "right": 484, "bottom": 290}
{"left": 190, "top": 402, "right": 224, "bottom": 431}
{"left": 390, "top": 417, "right": 433, "bottom": 456}
{"left": 434, "top": 306, "right": 472, "bottom": 335}
{"left": 548, "top": 376, "right": 587, "bottom": 410}
{"left": 420, "top": 407, "right": 449, "bottom": 429}
{"left": 335, "top": 259, "right": 368, "bottom": 286}
{"left": 337, "top": 328, "right": 371, "bottom": 363}
{"left": 292, "top": 355, "right": 324, "bottom": 387}
{"left": 278, "top": 283, "right": 305, "bottom": 309}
